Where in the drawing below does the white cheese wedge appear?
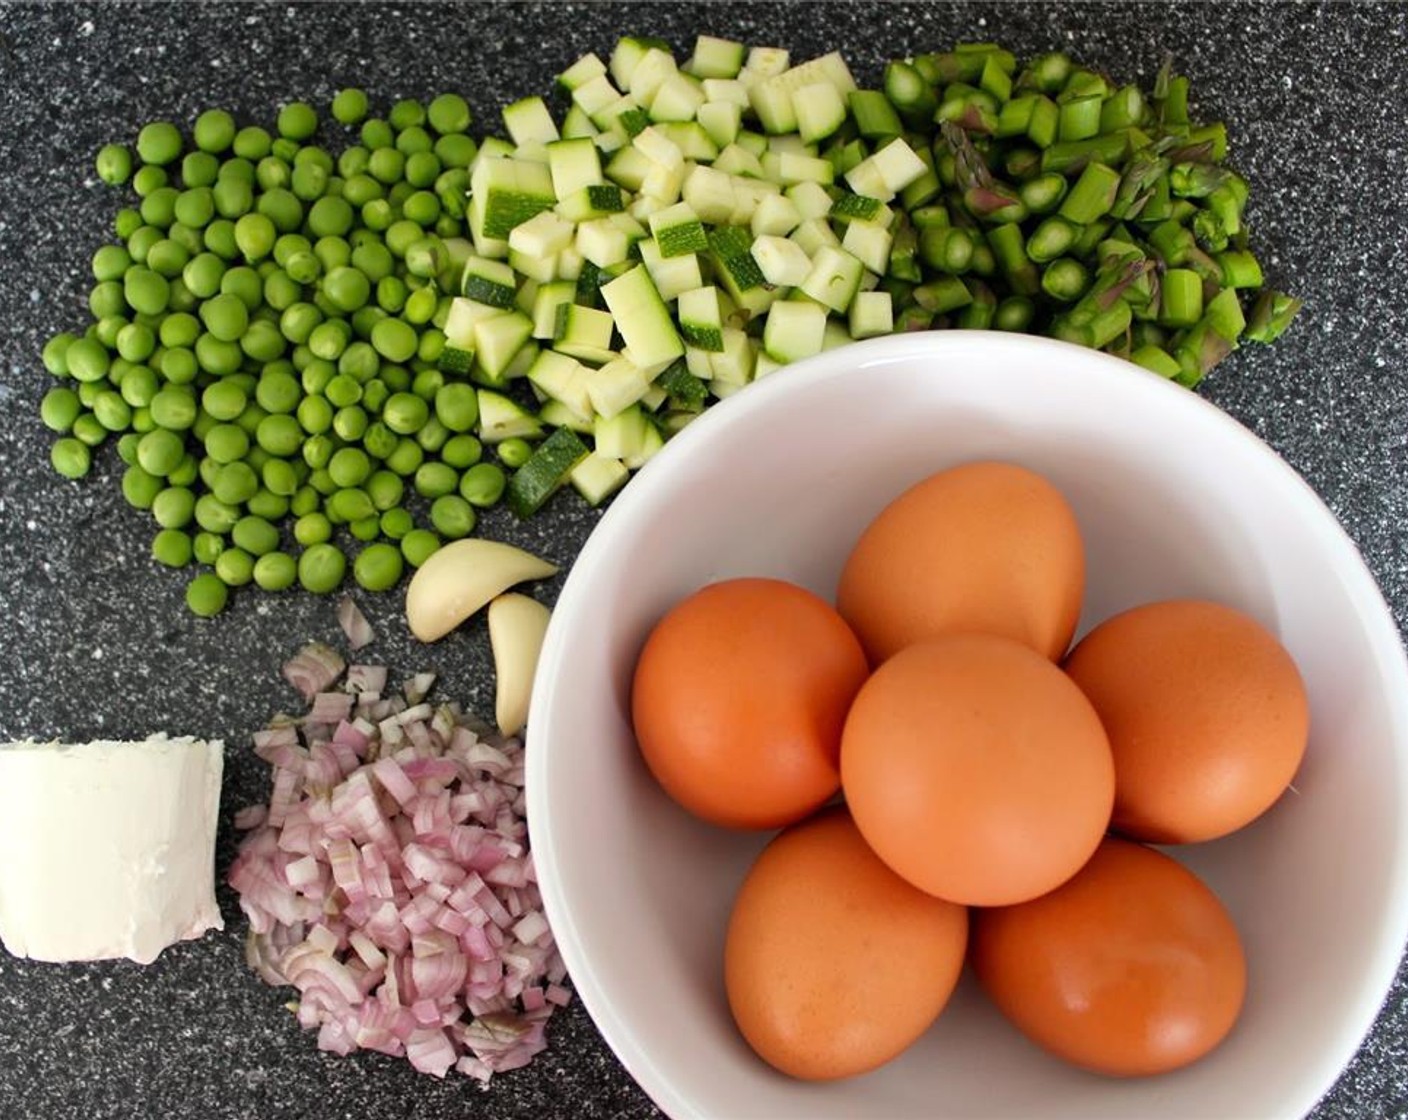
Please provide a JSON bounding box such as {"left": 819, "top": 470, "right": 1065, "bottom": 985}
{"left": 0, "top": 735, "right": 224, "bottom": 964}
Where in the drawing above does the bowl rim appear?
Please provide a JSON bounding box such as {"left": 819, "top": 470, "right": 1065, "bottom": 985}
{"left": 527, "top": 330, "right": 1408, "bottom": 1120}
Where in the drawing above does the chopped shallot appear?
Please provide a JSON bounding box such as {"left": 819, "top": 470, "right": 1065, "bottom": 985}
{"left": 337, "top": 595, "right": 375, "bottom": 650}
{"left": 230, "top": 652, "right": 569, "bottom": 1084}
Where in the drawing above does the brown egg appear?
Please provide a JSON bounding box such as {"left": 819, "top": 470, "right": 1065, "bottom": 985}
{"left": 972, "top": 837, "right": 1247, "bottom": 1077}
{"left": 841, "top": 634, "right": 1114, "bottom": 907}
{"left": 724, "top": 807, "right": 968, "bottom": 1081}
{"left": 1063, "top": 598, "right": 1310, "bottom": 844}
{"left": 837, "top": 460, "right": 1085, "bottom": 665}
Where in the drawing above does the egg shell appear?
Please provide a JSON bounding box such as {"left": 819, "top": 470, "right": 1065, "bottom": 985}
{"left": 972, "top": 836, "right": 1248, "bottom": 1077}
{"left": 841, "top": 634, "right": 1114, "bottom": 906}
{"left": 724, "top": 807, "right": 968, "bottom": 1081}
{"left": 836, "top": 460, "right": 1085, "bottom": 665}
{"left": 1063, "top": 598, "right": 1310, "bottom": 844}
{"left": 631, "top": 577, "right": 870, "bottom": 830}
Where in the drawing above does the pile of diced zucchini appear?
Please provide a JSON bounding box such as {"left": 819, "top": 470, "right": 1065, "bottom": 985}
{"left": 451, "top": 35, "right": 928, "bottom": 515}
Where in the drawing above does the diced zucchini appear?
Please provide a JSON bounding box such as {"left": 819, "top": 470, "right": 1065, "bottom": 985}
{"left": 472, "top": 136, "right": 516, "bottom": 166}
{"left": 502, "top": 338, "right": 540, "bottom": 382}
{"left": 709, "top": 326, "right": 756, "bottom": 385}
{"left": 751, "top": 192, "right": 803, "bottom": 237}
{"left": 547, "top": 137, "right": 604, "bottom": 199}
{"left": 830, "top": 193, "right": 893, "bottom": 226}
{"left": 508, "top": 247, "right": 559, "bottom": 285}
{"left": 477, "top": 388, "right": 545, "bottom": 443}
{"left": 649, "top": 72, "right": 706, "bottom": 122}
{"left": 743, "top": 46, "right": 791, "bottom": 80}
{"left": 460, "top": 256, "right": 519, "bottom": 309}
{"left": 677, "top": 286, "right": 725, "bottom": 351}
{"left": 648, "top": 201, "right": 709, "bottom": 257}
{"left": 792, "top": 81, "right": 848, "bottom": 144}
{"left": 609, "top": 35, "right": 674, "bottom": 88}
{"left": 507, "top": 209, "right": 576, "bottom": 258}
{"left": 654, "top": 121, "right": 722, "bottom": 162}
{"left": 557, "top": 183, "right": 626, "bottom": 222}
{"left": 576, "top": 217, "right": 633, "bottom": 268}
{"left": 785, "top": 180, "right": 834, "bottom": 220}
{"left": 622, "top": 420, "right": 665, "bottom": 470}
{"left": 600, "top": 265, "right": 685, "bottom": 367}
{"left": 604, "top": 145, "right": 654, "bottom": 192}
{"left": 633, "top": 126, "right": 686, "bottom": 171}
{"left": 697, "top": 100, "right": 743, "bottom": 148}
{"left": 506, "top": 426, "right": 589, "bottom": 517}
{"left": 848, "top": 289, "right": 894, "bottom": 339}
{"left": 528, "top": 349, "right": 595, "bottom": 421}
{"left": 800, "top": 245, "right": 864, "bottom": 311}
{"left": 790, "top": 216, "right": 841, "bottom": 255}
{"left": 594, "top": 403, "right": 651, "bottom": 459}
{"left": 712, "top": 143, "right": 766, "bottom": 179}
{"left": 771, "top": 150, "right": 835, "bottom": 186}
{"left": 638, "top": 239, "right": 703, "bottom": 302}
{"left": 681, "top": 164, "right": 737, "bottom": 224}
{"left": 473, "top": 310, "right": 534, "bottom": 382}
{"left": 503, "top": 96, "right": 561, "bottom": 147}
{"left": 627, "top": 193, "right": 670, "bottom": 222}
{"left": 558, "top": 53, "right": 608, "bottom": 92}
{"left": 710, "top": 378, "right": 745, "bottom": 400}
{"left": 444, "top": 296, "right": 505, "bottom": 347}
{"left": 844, "top": 137, "right": 927, "bottom": 202}
{"left": 702, "top": 77, "right": 751, "bottom": 107}
{"left": 554, "top": 303, "right": 617, "bottom": 363}
{"left": 585, "top": 355, "right": 653, "bottom": 419}
{"left": 557, "top": 244, "right": 585, "bottom": 281}
{"left": 530, "top": 281, "right": 577, "bottom": 340}
{"left": 753, "top": 350, "right": 785, "bottom": 379}
{"left": 640, "top": 384, "right": 668, "bottom": 411}
{"left": 472, "top": 157, "right": 558, "bottom": 240}
{"left": 684, "top": 345, "right": 715, "bottom": 379}
{"left": 751, "top": 235, "right": 812, "bottom": 287}
{"left": 626, "top": 48, "right": 679, "bottom": 106}
{"left": 571, "top": 74, "right": 621, "bottom": 120}
{"left": 841, "top": 219, "right": 893, "bottom": 274}
{"left": 658, "top": 357, "right": 710, "bottom": 410}
{"left": 686, "top": 35, "right": 747, "bottom": 79}
{"left": 569, "top": 452, "right": 631, "bottom": 505}
{"left": 750, "top": 52, "right": 857, "bottom": 134}
{"left": 540, "top": 396, "right": 596, "bottom": 434}
{"left": 640, "top": 160, "right": 686, "bottom": 204}
{"left": 822, "top": 319, "right": 853, "bottom": 351}
{"left": 764, "top": 299, "right": 828, "bottom": 362}
{"left": 561, "top": 104, "right": 598, "bottom": 140}
{"left": 708, "top": 225, "right": 769, "bottom": 294}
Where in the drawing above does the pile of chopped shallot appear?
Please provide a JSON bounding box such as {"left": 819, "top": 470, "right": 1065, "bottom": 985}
{"left": 229, "top": 638, "right": 569, "bottom": 1083}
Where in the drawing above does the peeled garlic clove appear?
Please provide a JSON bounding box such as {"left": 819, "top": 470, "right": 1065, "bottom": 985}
{"left": 488, "top": 593, "right": 552, "bottom": 738}
{"left": 405, "top": 540, "right": 557, "bottom": 643}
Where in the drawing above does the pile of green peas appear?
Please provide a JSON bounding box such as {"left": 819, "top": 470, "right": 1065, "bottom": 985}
{"left": 40, "top": 90, "right": 530, "bottom": 617}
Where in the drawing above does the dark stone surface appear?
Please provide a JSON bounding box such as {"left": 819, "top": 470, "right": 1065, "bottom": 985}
{"left": 0, "top": 2, "right": 1403, "bottom": 1117}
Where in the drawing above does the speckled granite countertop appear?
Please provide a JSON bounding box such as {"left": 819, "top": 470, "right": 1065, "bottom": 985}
{"left": 0, "top": 2, "right": 1404, "bottom": 1117}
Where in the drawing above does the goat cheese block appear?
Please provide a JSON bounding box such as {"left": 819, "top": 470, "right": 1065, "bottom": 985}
{"left": 0, "top": 735, "right": 224, "bottom": 964}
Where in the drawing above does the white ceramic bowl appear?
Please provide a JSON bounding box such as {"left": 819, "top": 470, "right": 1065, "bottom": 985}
{"left": 526, "top": 332, "right": 1408, "bottom": 1120}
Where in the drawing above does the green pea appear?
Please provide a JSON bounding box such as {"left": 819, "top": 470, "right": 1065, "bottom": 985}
{"left": 136, "top": 429, "right": 186, "bottom": 481}
{"left": 174, "top": 187, "right": 215, "bottom": 228}
{"left": 361, "top": 378, "right": 390, "bottom": 414}
{"left": 126, "top": 224, "right": 162, "bottom": 263}
{"left": 341, "top": 173, "right": 383, "bottom": 208}
{"left": 329, "top": 486, "right": 375, "bottom": 523}
{"left": 117, "top": 432, "right": 142, "bottom": 465}
{"left": 41, "top": 387, "right": 82, "bottom": 432}
{"left": 425, "top": 93, "right": 471, "bottom": 136}
{"left": 194, "top": 333, "right": 242, "bottom": 376}
{"left": 136, "top": 121, "right": 183, "bottom": 166}
{"left": 203, "top": 421, "right": 248, "bottom": 465}
{"left": 376, "top": 508, "right": 411, "bottom": 540}
{"left": 50, "top": 437, "right": 91, "bottom": 479}
{"left": 317, "top": 265, "right": 367, "bottom": 313}
{"left": 96, "top": 142, "right": 133, "bottom": 185}
{"left": 198, "top": 292, "right": 248, "bottom": 342}
{"left": 247, "top": 551, "right": 294, "bottom": 592}
{"left": 241, "top": 320, "right": 286, "bottom": 364}
{"left": 309, "top": 320, "right": 352, "bottom": 361}
{"left": 403, "top": 150, "right": 442, "bottom": 189}
{"left": 212, "top": 176, "right": 254, "bottom": 220}
{"left": 306, "top": 195, "right": 355, "bottom": 239}
{"left": 277, "top": 100, "right": 318, "bottom": 141}
{"left": 381, "top": 390, "right": 429, "bottom": 435}
{"left": 65, "top": 338, "right": 110, "bottom": 383}
{"left": 253, "top": 156, "right": 290, "bottom": 193}
{"left": 429, "top": 494, "right": 476, "bottom": 540}
{"left": 184, "top": 107, "right": 232, "bottom": 153}
{"left": 132, "top": 164, "right": 169, "bottom": 198}
{"left": 289, "top": 511, "right": 329, "bottom": 547}
{"left": 151, "top": 528, "right": 193, "bottom": 568}
{"left": 199, "top": 380, "right": 245, "bottom": 422}
{"left": 497, "top": 437, "right": 534, "bottom": 470}
{"left": 113, "top": 207, "right": 144, "bottom": 241}
{"left": 123, "top": 267, "right": 170, "bottom": 316}
{"left": 119, "top": 364, "right": 160, "bottom": 407}
{"left": 362, "top": 421, "right": 398, "bottom": 461}
{"left": 115, "top": 324, "right": 155, "bottom": 367}
{"left": 348, "top": 542, "right": 400, "bottom": 592}
{"left": 431, "top": 380, "right": 479, "bottom": 432}
{"left": 91, "top": 243, "right": 131, "bottom": 283}
{"left": 262, "top": 269, "right": 302, "bottom": 312}
{"left": 302, "top": 431, "right": 336, "bottom": 470}
{"left": 400, "top": 528, "right": 441, "bottom": 568}
{"left": 168, "top": 452, "right": 199, "bottom": 487}
{"left": 215, "top": 546, "right": 255, "bottom": 587}
{"left": 298, "top": 542, "right": 346, "bottom": 593}
{"left": 203, "top": 218, "right": 239, "bottom": 260}
{"left": 434, "top": 133, "right": 477, "bottom": 170}
{"left": 185, "top": 572, "right": 228, "bottom": 616}
{"left": 236, "top": 401, "right": 269, "bottom": 437}
{"left": 370, "top": 318, "right": 418, "bottom": 363}
{"left": 234, "top": 212, "right": 276, "bottom": 260}
{"left": 339, "top": 341, "right": 380, "bottom": 382}
{"left": 367, "top": 146, "right": 405, "bottom": 185}
{"left": 41, "top": 332, "right": 77, "bottom": 377}
{"left": 189, "top": 532, "right": 223, "bottom": 566}
{"left": 289, "top": 160, "right": 328, "bottom": 202}
{"left": 139, "top": 185, "right": 180, "bottom": 227}
{"left": 270, "top": 136, "right": 300, "bottom": 164}
{"left": 93, "top": 390, "right": 132, "bottom": 432}
{"left": 281, "top": 484, "right": 313, "bottom": 517}
{"left": 384, "top": 436, "right": 424, "bottom": 476}
{"left": 122, "top": 464, "right": 163, "bottom": 509}
{"left": 460, "top": 462, "right": 506, "bottom": 507}
{"left": 178, "top": 151, "right": 218, "bottom": 190}
{"left": 414, "top": 461, "right": 457, "bottom": 500}
{"left": 403, "top": 193, "right": 441, "bottom": 230}
{"left": 227, "top": 514, "right": 278, "bottom": 557}
{"left": 151, "top": 486, "right": 196, "bottom": 529}
{"left": 280, "top": 302, "right": 323, "bottom": 345}
{"left": 93, "top": 313, "right": 128, "bottom": 349}
{"left": 416, "top": 416, "right": 449, "bottom": 453}
{"left": 331, "top": 87, "right": 369, "bottom": 125}
{"left": 71, "top": 414, "right": 106, "bottom": 451}
{"left": 439, "top": 434, "right": 481, "bottom": 471}
{"left": 383, "top": 220, "right": 421, "bottom": 259}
